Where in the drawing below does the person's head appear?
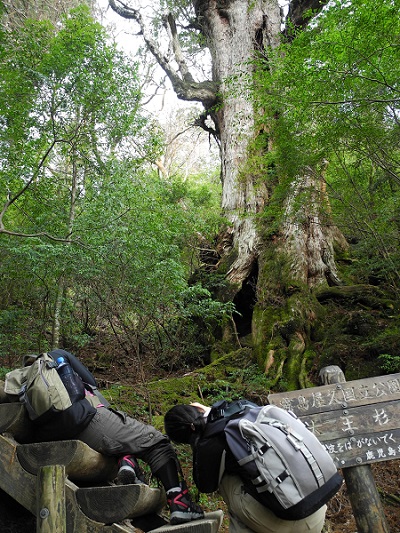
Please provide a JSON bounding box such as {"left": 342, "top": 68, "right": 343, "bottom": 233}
{"left": 164, "top": 404, "right": 206, "bottom": 444}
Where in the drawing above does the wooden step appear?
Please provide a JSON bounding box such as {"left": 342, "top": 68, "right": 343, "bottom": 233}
{"left": 75, "top": 483, "right": 165, "bottom": 522}
{"left": 130, "top": 510, "right": 224, "bottom": 533}
{"left": 148, "top": 511, "right": 224, "bottom": 533}
{"left": 0, "top": 434, "right": 135, "bottom": 532}
{"left": 0, "top": 434, "right": 159, "bottom": 530}
{"left": 17, "top": 439, "right": 118, "bottom": 483}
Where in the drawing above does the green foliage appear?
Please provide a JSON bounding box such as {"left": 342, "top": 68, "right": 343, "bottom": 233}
{"left": 378, "top": 354, "right": 400, "bottom": 374}
{"left": 145, "top": 283, "right": 236, "bottom": 370}
{"left": 203, "top": 364, "right": 271, "bottom": 402}
{"left": 0, "top": 5, "right": 224, "bottom": 364}
{"left": 0, "top": 364, "right": 12, "bottom": 380}
{"left": 254, "top": 0, "right": 400, "bottom": 292}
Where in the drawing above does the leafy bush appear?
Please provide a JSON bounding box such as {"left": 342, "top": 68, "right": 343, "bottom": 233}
{"left": 378, "top": 354, "right": 400, "bottom": 374}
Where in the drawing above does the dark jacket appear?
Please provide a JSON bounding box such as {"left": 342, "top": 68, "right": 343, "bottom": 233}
{"left": 33, "top": 349, "right": 97, "bottom": 441}
{"left": 192, "top": 400, "right": 257, "bottom": 493}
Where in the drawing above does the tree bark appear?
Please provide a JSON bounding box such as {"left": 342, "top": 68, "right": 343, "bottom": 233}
{"left": 281, "top": 168, "right": 348, "bottom": 288}
{"left": 194, "top": 0, "right": 282, "bottom": 284}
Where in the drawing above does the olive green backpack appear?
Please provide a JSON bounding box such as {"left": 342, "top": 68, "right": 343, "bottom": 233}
{"left": 4, "top": 353, "right": 73, "bottom": 423}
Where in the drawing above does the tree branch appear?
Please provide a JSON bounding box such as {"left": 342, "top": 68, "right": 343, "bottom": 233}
{"left": 287, "top": 0, "right": 329, "bottom": 28}
{"left": 164, "top": 13, "right": 195, "bottom": 84}
{"left": 108, "top": 0, "right": 218, "bottom": 107}
{"left": 0, "top": 227, "right": 83, "bottom": 243}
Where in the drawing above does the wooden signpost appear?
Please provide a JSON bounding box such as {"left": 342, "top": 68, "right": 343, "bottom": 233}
{"left": 268, "top": 370, "right": 400, "bottom": 532}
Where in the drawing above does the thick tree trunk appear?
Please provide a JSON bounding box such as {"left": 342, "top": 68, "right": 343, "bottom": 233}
{"left": 282, "top": 168, "right": 348, "bottom": 288}
{"left": 199, "top": 2, "right": 349, "bottom": 388}
{"left": 253, "top": 168, "right": 349, "bottom": 389}
{"left": 197, "top": 0, "right": 281, "bottom": 284}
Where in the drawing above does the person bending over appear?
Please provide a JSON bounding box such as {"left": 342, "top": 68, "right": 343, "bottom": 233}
{"left": 164, "top": 400, "right": 327, "bottom": 533}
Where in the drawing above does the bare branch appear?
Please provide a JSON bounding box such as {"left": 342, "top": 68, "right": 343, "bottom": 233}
{"left": 0, "top": 228, "right": 83, "bottom": 243}
{"left": 164, "top": 13, "right": 195, "bottom": 84}
{"left": 287, "top": 0, "right": 329, "bottom": 30}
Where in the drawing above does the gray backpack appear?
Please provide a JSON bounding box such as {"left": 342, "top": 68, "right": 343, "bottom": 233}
{"left": 223, "top": 404, "right": 343, "bottom": 519}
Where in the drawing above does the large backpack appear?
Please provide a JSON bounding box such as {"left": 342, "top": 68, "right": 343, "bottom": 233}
{"left": 221, "top": 403, "right": 343, "bottom": 520}
{"left": 4, "top": 352, "right": 84, "bottom": 423}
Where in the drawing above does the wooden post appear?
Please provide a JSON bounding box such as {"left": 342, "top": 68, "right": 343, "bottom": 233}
{"left": 319, "top": 366, "right": 390, "bottom": 533}
{"left": 36, "top": 465, "right": 66, "bottom": 533}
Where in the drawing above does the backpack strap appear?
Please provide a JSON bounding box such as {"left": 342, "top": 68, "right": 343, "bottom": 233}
{"left": 208, "top": 399, "right": 258, "bottom": 422}
{"left": 20, "top": 382, "right": 37, "bottom": 420}
{"left": 262, "top": 416, "right": 326, "bottom": 487}
{"left": 297, "top": 442, "right": 325, "bottom": 487}
{"left": 84, "top": 383, "right": 111, "bottom": 408}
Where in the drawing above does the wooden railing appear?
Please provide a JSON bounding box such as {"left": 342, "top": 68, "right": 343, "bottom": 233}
{"left": 0, "top": 388, "right": 223, "bottom": 533}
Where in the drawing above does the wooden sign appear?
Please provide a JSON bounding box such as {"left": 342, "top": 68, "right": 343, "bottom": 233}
{"left": 268, "top": 373, "right": 400, "bottom": 469}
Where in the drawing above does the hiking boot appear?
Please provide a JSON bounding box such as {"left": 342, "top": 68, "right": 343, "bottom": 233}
{"left": 167, "top": 488, "right": 204, "bottom": 525}
{"left": 115, "top": 455, "right": 146, "bottom": 485}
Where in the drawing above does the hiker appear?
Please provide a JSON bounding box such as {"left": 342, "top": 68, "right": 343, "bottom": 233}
{"left": 164, "top": 400, "right": 328, "bottom": 533}
{"left": 33, "top": 349, "right": 204, "bottom": 525}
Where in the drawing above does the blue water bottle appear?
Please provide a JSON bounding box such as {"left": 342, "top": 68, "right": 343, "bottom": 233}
{"left": 56, "top": 357, "right": 85, "bottom": 403}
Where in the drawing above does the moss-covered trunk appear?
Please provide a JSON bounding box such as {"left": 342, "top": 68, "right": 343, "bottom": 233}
{"left": 252, "top": 170, "right": 349, "bottom": 390}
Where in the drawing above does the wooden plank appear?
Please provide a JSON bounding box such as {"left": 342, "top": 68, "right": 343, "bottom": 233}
{"left": 268, "top": 377, "right": 400, "bottom": 467}
{"left": 17, "top": 440, "right": 118, "bottom": 483}
{"left": 322, "top": 427, "right": 400, "bottom": 468}
{"left": 296, "top": 399, "right": 400, "bottom": 468}
{"left": 297, "top": 400, "right": 400, "bottom": 441}
{"left": 268, "top": 372, "right": 400, "bottom": 415}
